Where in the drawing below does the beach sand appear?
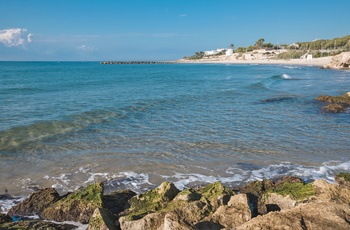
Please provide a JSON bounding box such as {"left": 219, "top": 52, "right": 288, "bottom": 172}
{"left": 178, "top": 55, "right": 333, "bottom": 67}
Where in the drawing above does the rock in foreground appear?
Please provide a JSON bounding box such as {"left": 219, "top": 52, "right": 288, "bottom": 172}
{"left": 1, "top": 173, "right": 350, "bottom": 230}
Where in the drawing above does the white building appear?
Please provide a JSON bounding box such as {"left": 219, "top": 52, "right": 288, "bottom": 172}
{"left": 226, "top": 48, "right": 234, "bottom": 56}
{"left": 204, "top": 48, "right": 226, "bottom": 56}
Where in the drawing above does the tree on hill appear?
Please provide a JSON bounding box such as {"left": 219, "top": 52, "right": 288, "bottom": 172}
{"left": 254, "top": 38, "right": 265, "bottom": 49}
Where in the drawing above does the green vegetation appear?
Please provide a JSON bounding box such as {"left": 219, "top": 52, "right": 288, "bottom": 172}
{"left": 297, "top": 35, "right": 350, "bottom": 51}
{"left": 337, "top": 172, "right": 350, "bottom": 182}
{"left": 268, "top": 182, "right": 316, "bottom": 200}
{"left": 184, "top": 35, "right": 350, "bottom": 60}
{"left": 277, "top": 50, "right": 305, "bottom": 59}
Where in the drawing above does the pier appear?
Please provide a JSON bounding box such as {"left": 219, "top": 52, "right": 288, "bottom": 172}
{"left": 100, "top": 61, "right": 177, "bottom": 65}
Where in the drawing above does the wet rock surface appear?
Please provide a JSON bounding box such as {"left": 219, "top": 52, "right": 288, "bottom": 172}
{"left": 1, "top": 174, "right": 350, "bottom": 229}
{"left": 316, "top": 92, "right": 350, "bottom": 113}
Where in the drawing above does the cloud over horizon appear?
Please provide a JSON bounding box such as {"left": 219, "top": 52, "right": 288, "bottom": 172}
{"left": 0, "top": 28, "right": 32, "bottom": 48}
{"left": 77, "top": 44, "right": 97, "bottom": 52}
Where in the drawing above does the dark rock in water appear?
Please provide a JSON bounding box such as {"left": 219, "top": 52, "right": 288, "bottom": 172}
{"left": 316, "top": 93, "right": 350, "bottom": 113}
{"left": 7, "top": 188, "right": 60, "bottom": 217}
{"left": 102, "top": 190, "right": 136, "bottom": 215}
{"left": 0, "top": 213, "right": 12, "bottom": 224}
{"left": 260, "top": 96, "right": 296, "bottom": 103}
{"left": 0, "top": 219, "right": 77, "bottom": 230}
{"left": 41, "top": 182, "right": 104, "bottom": 224}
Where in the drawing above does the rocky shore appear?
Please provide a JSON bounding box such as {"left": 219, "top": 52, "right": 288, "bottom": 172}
{"left": 1, "top": 173, "right": 350, "bottom": 229}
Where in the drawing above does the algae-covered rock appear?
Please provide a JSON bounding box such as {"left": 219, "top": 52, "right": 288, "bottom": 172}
{"left": 0, "top": 219, "right": 77, "bottom": 230}
{"left": 87, "top": 208, "right": 118, "bottom": 230}
{"left": 41, "top": 182, "right": 104, "bottom": 224}
{"left": 199, "top": 181, "right": 235, "bottom": 209}
{"left": 119, "top": 181, "right": 235, "bottom": 229}
{"left": 258, "top": 179, "right": 316, "bottom": 214}
{"left": 316, "top": 93, "right": 350, "bottom": 113}
{"left": 335, "top": 172, "right": 350, "bottom": 188}
{"left": 121, "top": 181, "right": 180, "bottom": 221}
{"left": 8, "top": 188, "right": 60, "bottom": 217}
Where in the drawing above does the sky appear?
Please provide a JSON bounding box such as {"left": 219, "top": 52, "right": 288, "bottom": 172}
{"left": 1, "top": 0, "right": 349, "bottom": 61}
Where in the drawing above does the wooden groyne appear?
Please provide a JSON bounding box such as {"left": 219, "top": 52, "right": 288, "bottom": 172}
{"left": 100, "top": 61, "right": 177, "bottom": 65}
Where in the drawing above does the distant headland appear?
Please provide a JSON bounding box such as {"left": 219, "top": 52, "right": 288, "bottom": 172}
{"left": 178, "top": 35, "right": 350, "bottom": 69}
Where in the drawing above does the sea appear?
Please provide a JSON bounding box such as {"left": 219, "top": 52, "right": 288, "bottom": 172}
{"left": 1, "top": 61, "right": 350, "bottom": 212}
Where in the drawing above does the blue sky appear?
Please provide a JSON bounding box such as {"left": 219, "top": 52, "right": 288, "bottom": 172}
{"left": 1, "top": 0, "right": 349, "bottom": 61}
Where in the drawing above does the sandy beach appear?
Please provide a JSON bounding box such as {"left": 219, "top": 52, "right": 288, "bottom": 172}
{"left": 178, "top": 55, "right": 333, "bottom": 67}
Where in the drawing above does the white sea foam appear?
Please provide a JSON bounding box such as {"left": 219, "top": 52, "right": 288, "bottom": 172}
{"left": 281, "top": 74, "right": 292, "bottom": 79}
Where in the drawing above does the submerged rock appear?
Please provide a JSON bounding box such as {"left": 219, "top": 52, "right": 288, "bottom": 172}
{"left": 7, "top": 188, "right": 60, "bottom": 218}
{"left": 41, "top": 182, "right": 104, "bottom": 224}
{"left": 316, "top": 93, "right": 350, "bottom": 113}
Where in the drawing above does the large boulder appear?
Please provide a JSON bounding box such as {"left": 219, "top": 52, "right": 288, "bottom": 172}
{"left": 312, "top": 179, "right": 350, "bottom": 204}
{"left": 236, "top": 202, "right": 350, "bottom": 230}
{"left": 258, "top": 181, "right": 315, "bottom": 214}
{"left": 335, "top": 172, "right": 350, "bottom": 189}
{"left": 7, "top": 188, "right": 60, "bottom": 217}
{"left": 211, "top": 194, "right": 251, "bottom": 229}
{"left": 41, "top": 182, "right": 104, "bottom": 224}
{"left": 324, "top": 52, "right": 350, "bottom": 69}
{"left": 119, "top": 181, "right": 235, "bottom": 229}
{"left": 120, "top": 181, "right": 180, "bottom": 221}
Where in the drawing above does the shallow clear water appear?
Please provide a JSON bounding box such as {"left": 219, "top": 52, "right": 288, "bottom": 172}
{"left": 0, "top": 62, "right": 350, "bottom": 199}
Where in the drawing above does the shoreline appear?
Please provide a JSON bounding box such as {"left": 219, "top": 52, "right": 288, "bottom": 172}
{"left": 177, "top": 56, "right": 333, "bottom": 67}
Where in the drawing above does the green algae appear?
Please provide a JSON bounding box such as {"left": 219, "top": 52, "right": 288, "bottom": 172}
{"left": 316, "top": 93, "right": 350, "bottom": 113}
{"left": 125, "top": 181, "right": 180, "bottom": 221}
{"left": 122, "top": 181, "right": 235, "bottom": 222}
{"left": 337, "top": 172, "right": 350, "bottom": 182}
{"left": 40, "top": 182, "right": 104, "bottom": 223}
{"left": 268, "top": 182, "right": 316, "bottom": 200}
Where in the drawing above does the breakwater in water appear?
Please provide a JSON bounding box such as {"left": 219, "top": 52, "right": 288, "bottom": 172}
{"left": 100, "top": 61, "right": 177, "bottom": 64}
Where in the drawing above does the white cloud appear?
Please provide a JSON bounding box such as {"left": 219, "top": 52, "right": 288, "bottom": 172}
{"left": 77, "top": 44, "right": 97, "bottom": 52}
{"left": 0, "top": 28, "right": 32, "bottom": 47}
{"left": 179, "top": 14, "right": 187, "bottom": 17}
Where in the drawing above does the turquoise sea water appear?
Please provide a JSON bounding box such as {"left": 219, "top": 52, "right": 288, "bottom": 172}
{"left": 0, "top": 62, "right": 350, "bottom": 200}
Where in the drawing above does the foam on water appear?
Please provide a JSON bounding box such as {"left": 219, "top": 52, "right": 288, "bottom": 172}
{"left": 281, "top": 73, "right": 292, "bottom": 79}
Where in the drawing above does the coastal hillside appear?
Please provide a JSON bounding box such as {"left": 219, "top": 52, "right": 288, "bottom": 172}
{"left": 183, "top": 35, "right": 350, "bottom": 62}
